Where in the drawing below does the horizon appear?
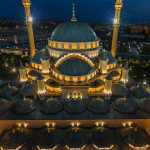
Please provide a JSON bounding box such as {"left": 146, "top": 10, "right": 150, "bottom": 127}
{"left": 0, "top": 0, "right": 150, "bottom": 24}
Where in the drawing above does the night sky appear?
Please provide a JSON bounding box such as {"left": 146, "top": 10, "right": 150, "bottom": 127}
{"left": 1, "top": 0, "right": 150, "bottom": 23}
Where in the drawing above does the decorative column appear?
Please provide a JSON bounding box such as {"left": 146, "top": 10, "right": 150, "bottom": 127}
{"left": 111, "top": 0, "right": 123, "bottom": 57}
{"left": 100, "top": 51, "right": 108, "bottom": 74}
{"left": 121, "top": 63, "right": 130, "bottom": 83}
{"left": 69, "top": 43, "right": 72, "bottom": 50}
{"left": 62, "top": 43, "right": 64, "bottom": 50}
{"left": 37, "top": 74, "right": 46, "bottom": 94}
{"left": 84, "top": 43, "right": 87, "bottom": 50}
{"left": 22, "top": 0, "right": 35, "bottom": 57}
{"left": 18, "top": 62, "right": 28, "bottom": 82}
{"left": 77, "top": 43, "right": 80, "bottom": 50}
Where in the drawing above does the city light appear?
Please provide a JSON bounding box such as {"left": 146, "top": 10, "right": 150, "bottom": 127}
{"left": 114, "top": 18, "right": 117, "bottom": 23}
{"left": 12, "top": 68, "right": 16, "bottom": 72}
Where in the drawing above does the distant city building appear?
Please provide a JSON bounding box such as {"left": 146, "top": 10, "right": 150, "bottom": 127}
{"left": 14, "top": 35, "right": 18, "bottom": 44}
{"left": 121, "top": 34, "right": 145, "bottom": 39}
{"left": 130, "top": 25, "right": 144, "bottom": 34}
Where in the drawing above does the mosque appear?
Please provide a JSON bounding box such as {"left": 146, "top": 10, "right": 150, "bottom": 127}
{"left": 0, "top": 0, "right": 150, "bottom": 150}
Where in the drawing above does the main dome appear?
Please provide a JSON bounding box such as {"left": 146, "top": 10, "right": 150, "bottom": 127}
{"left": 50, "top": 21, "right": 99, "bottom": 42}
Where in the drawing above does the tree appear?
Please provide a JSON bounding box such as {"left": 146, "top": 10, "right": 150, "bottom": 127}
{"left": 133, "top": 57, "right": 137, "bottom": 62}
{"left": 22, "top": 50, "right": 25, "bottom": 55}
{"left": 142, "top": 44, "right": 150, "bottom": 54}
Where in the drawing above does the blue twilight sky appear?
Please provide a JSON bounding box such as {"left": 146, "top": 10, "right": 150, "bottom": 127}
{"left": 1, "top": 0, "right": 150, "bottom": 23}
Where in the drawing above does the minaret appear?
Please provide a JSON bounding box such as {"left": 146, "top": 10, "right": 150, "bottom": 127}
{"left": 71, "top": 4, "right": 77, "bottom": 21}
{"left": 22, "top": 0, "right": 35, "bottom": 57}
{"left": 110, "top": 0, "right": 123, "bottom": 57}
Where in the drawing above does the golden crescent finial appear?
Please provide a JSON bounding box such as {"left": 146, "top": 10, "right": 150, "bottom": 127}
{"left": 12, "top": 128, "right": 15, "bottom": 133}
{"left": 8, "top": 83, "right": 10, "bottom": 88}
{"left": 23, "top": 95, "right": 26, "bottom": 101}
{"left": 123, "top": 95, "right": 126, "bottom": 101}
{"left": 71, "top": 3, "right": 77, "bottom": 21}
{"left": 50, "top": 96, "right": 53, "bottom": 100}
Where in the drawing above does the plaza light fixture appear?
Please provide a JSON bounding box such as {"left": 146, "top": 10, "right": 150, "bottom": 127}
{"left": 12, "top": 68, "right": 16, "bottom": 72}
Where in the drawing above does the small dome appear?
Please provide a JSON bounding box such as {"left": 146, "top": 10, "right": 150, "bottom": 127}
{"left": 31, "top": 48, "right": 50, "bottom": 64}
{"left": 137, "top": 97, "right": 150, "bottom": 113}
{"left": 40, "top": 97, "right": 63, "bottom": 114}
{"left": 41, "top": 47, "right": 50, "bottom": 60}
{"left": 109, "top": 71, "right": 120, "bottom": 78}
{"left": 112, "top": 96, "right": 137, "bottom": 114}
{"left": 46, "top": 79, "right": 59, "bottom": 87}
{"left": 88, "top": 97, "right": 109, "bottom": 114}
{"left": 121, "top": 127, "right": 148, "bottom": 147}
{"left": 10, "top": 77, "right": 22, "bottom": 89}
{"left": 0, "top": 85, "right": 19, "bottom": 99}
{"left": 0, "top": 98, "right": 11, "bottom": 114}
{"left": 112, "top": 83, "right": 128, "bottom": 96}
{"left": 64, "top": 128, "right": 89, "bottom": 148}
{"left": 91, "top": 79, "right": 104, "bottom": 87}
{"left": 36, "top": 74, "right": 45, "bottom": 80}
{"left": 91, "top": 127, "right": 115, "bottom": 148}
{"left": 129, "top": 85, "right": 148, "bottom": 98}
{"left": 28, "top": 70, "right": 41, "bottom": 78}
{"left": 99, "top": 49, "right": 117, "bottom": 64}
{"left": 56, "top": 57, "right": 93, "bottom": 76}
{"left": 11, "top": 97, "right": 36, "bottom": 114}
{"left": 20, "top": 83, "right": 38, "bottom": 96}
{"left": 31, "top": 49, "right": 45, "bottom": 63}
{"left": 124, "top": 77, "right": 138, "bottom": 87}
{"left": 1, "top": 128, "right": 29, "bottom": 149}
{"left": 64, "top": 99, "right": 86, "bottom": 114}
{"left": 36, "top": 128, "right": 62, "bottom": 149}
{"left": 50, "top": 21, "right": 98, "bottom": 42}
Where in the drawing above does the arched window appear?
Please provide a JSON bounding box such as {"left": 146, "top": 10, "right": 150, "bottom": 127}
{"left": 67, "top": 90, "right": 83, "bottom": 99}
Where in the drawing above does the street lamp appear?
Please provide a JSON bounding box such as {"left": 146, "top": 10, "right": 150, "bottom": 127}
{"left": 12, "top": 68, "right": 16, "bottom": 72}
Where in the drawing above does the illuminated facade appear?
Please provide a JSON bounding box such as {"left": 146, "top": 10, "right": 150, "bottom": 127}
{"left": 0, "top": 1, "right": 150, "bottom": 150}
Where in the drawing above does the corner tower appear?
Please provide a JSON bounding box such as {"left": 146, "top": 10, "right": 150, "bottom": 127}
{"left": 111, "top": 0, "right": 123, "bottom": 57}
{"left": 22, "top": 0, "right": 35, "bottom": 57}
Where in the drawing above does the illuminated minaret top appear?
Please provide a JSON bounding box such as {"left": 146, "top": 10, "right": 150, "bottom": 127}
{"left": 22, "top": 0, "right": 35, "bottom": 57}
{"left": 71, "top": 3, "right": 77, "bottom": 21}
{"left": 111, "top": 0, "right": 123, "bottom": 57}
